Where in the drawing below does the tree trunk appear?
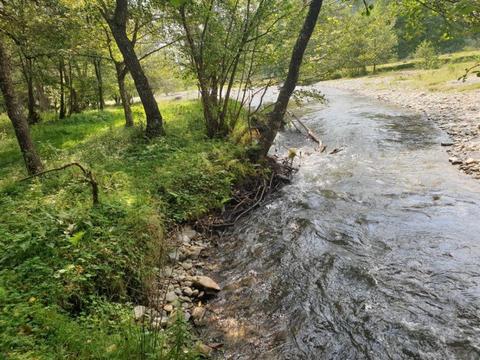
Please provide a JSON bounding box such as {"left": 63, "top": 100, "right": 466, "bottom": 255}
{"left": 0, "top": 40, "right": 43, "bottom": 175}
{"left": 104, "top": 0, "right": 164, "bottom": 137}
{"left": 258, "top": 0, "right": 323, "bottom": 157}
{"left": 67, "top": 60, "right": 79, "bottom": 115}
{"left": 20, "top": 56, "right": 41, "bottom": 124}
{"left": 59, "top": 59, "right": 66, "bottom": 119}
{"left": 93, "top": 57, "right": 105, "bottom": 110}
{"left": 115, "top": 61, "right": 133, "bottom": 127}
{"left": 26, "top": 69, "right": 41, "bottom": 124}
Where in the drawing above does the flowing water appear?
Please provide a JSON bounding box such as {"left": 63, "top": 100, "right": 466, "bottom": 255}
{"left": 208, "top": 87, "right": 480, "bottom": 360}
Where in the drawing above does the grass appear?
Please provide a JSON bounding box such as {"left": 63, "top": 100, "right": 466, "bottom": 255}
{"left": 351, "top": 49, "right": 480, "bottom": 92}
{"left": 0, "top": 100, "right": 256, "bottom": 359}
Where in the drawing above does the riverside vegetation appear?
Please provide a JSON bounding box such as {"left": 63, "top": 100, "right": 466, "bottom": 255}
{"left": 0, "top": 101, "right": 257, "bottom": 358}
{"left": 1, "top": 0, "right": 479, "bottom": 358}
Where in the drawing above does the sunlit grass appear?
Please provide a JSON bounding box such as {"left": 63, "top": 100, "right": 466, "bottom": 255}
{"left": 0, "top": 100, "right": 254, "bottom": 358}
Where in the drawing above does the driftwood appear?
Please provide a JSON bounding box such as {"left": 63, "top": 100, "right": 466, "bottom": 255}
{"left": 20, "top": 162, "right": 99, "bottom": 205}
{"left": 287, "top": 110, "right": 326, "bottom": 152}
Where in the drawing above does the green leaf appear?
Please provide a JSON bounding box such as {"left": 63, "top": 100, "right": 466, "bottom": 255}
{"left": 69, "top": 231, "right": 85, "bottom": 246}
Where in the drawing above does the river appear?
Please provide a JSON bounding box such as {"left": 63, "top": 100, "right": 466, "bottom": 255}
{"left": 206, "top": 86, "right": 480, "bottom": 360}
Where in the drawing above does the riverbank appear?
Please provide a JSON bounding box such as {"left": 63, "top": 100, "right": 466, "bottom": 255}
{"left": 325, "top": 74, "right": 480, "bottom": 179}
{"left": 0, "top": 100, "right": 256, "bottom": 358}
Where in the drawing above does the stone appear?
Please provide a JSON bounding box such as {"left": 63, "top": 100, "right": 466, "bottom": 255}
{"left": 441, "top": 141, "right": 454, "bottom": 146}
{"left": 183, "top": 287, "right": 194, "bottom": 297}
{"left": 196, "top": 342, "right": 213, "bottom": 357}
{"left": 152, "top": 316, "right": 169, "bottom": 329}
{"left": 465, "top": 158, "right": 477, "bottom": 165}
{"left": 163, "top": 304, "right": 174, "bottom": 313}
{"left": 192, "top": 306, "right": 206, "bottom": 321}
{"left": 449, "top": 157, "right": 462, "bottom": 165}
{"left": 181, "top": 262, "right": 193, "bottom": 270}
{"left": 166, "top": 291, "right": 178, "bottom": 303}
{"left": 192, "top": 276, "right": 221, "bottom": 292}
{"left": 133, "top": 305, "right": 146, "bottom": 321}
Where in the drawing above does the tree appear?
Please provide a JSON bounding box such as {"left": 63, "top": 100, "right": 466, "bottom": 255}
{"left": 0, "top": 39, "right": 43, "bottom": 175}
{"left": 258, "top": 0, "right": 324, "bottom": 157}
{"left": 99, "top": 0, "right": 165, "bottom": 137}
{"left": 169, "top": 0, "right": 297, "bottom": 138}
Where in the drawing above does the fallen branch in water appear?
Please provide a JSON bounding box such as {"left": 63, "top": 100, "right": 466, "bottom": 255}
{"left": 20, "top": 162, "right": 99, "bottom": 206}
{"left": 287, "top": 110, "right": 326, "bottom": 152}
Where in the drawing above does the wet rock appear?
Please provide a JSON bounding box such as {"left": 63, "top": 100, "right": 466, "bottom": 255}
{"left": 192, "top": 276, "right": 221, "bottom": 292}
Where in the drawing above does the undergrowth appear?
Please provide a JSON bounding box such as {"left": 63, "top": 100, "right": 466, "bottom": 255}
{"left": 0, "top": 100, "right": 256, "bottom": 359}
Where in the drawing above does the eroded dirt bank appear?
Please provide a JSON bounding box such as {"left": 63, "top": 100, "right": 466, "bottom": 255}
{"left": 325, "top": 76, "right": 480, "bottom": 179}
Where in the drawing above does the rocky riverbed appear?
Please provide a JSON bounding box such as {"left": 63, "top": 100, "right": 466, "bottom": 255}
{"left": 131, "top": 225, "right": 223, "bottom": 357}
{"left": 325, "top": 76, "right": 480, "bottom": 179}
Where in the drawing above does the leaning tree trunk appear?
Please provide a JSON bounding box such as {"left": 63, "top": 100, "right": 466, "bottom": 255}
{"left": 258, "top": 0, "right": 324, "bottom": 157}
{"left": 104, "top": 0, "right": 164, "bottom": 137}
{"left": 0, "top": 40, "right": 43, "bottom": 175}
{"left": 114, "top": 61, "right": 134, "bottom": 127}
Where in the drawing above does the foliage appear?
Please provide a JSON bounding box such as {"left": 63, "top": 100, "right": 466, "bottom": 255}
{"left": 303, "top": 1, "right": 398, "bottom": 79}
{"left": 0, "top": 101, "right": 255, "bottom": 358}
{"left": 414, "top": 40, "right": 440, "bottom": 69}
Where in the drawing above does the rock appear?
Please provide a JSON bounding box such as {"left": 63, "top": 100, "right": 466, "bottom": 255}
{"left": 181, "top": 262, "right": 193, "bottom": 270}
{"left": 133, "top": 305, "right": 146, "bottom": 321}
{"left": 174, "top": 288, "right": 182, "bottom": 296}
{"left": 166, "top": 291, "right": 178, "bottom": 303}
{"left": 196, "top": 342, "right": 213, "bottom": 357}
{"left": 465, "top": 158, "right": 477, "bottom": 165}
{"left": 152, "top": 316, "right": 169, "bottom": 329}
{"left": 185, "top": 246, "right": 203, "bottom": 259}
{"left": 164, "top": 304, "right": 174, "bottom": 313}
{"left": 449, "top": 157, "right": 462, "bottom": 165}
{"left": 192, "top": 276, "right": 221, "bottom": 292}
{"left": 192, "top": 306, "right": 206, "bottom": 322}
{"left": 183, "top": 287, "right": 194, "bottom": 297}
{"left": 177, "top": 226, "right": 197, "bottom": 244}
{"left": 441, "top": 141, "right": 454, "bottom": 147}
{"left": 168, "top": 251, "right": 179, "bottom": 262}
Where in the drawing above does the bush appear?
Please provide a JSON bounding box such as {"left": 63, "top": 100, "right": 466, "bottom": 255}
{"left": 415, "top": 40, "right": 440, "bottom": 69}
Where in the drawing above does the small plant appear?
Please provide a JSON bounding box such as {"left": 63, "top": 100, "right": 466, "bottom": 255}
{"left": 414, "top": 40, "right": 440, "bottom": 70}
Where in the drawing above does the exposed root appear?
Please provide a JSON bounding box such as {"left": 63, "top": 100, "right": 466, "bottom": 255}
{"left": 195, "top": 157, "right": 296, "bottom": 231}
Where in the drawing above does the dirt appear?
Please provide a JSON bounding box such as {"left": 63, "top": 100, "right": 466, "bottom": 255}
{"left": 325, "top": 76, "right": 480, "bottom": 179}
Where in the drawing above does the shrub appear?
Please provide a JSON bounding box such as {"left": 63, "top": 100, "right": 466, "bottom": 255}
{"left": 414, "top": 40, "right": 440, "bottom": 69}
